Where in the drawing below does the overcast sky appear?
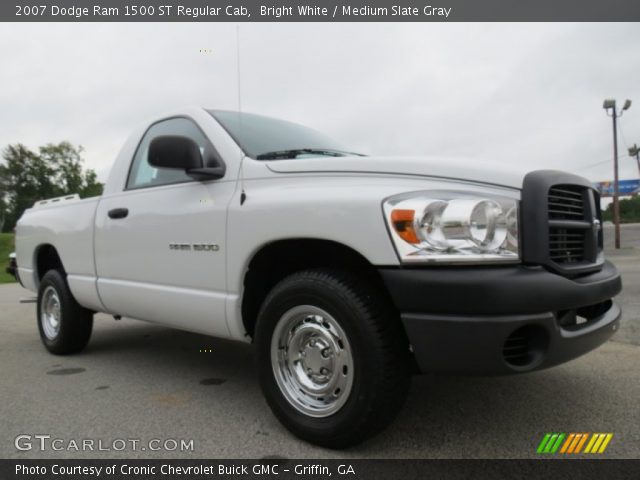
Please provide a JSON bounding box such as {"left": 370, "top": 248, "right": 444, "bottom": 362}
{"left": 1, "top": 22, "right": 639, "bottom": 184}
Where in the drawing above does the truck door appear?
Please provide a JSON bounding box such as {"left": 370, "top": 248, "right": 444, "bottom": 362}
{"left": 94, "top": 117, "right": 234, "bottom": 338}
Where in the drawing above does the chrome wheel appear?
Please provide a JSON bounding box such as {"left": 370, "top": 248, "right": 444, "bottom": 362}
{"left": 41, "top": 286, "right": 61, "bottom": 340}
{"left": 271, "top": 305, "right": 354, "bottom": 418}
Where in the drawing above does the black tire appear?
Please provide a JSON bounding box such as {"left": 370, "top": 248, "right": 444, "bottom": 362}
{"left": 255, "top": 268, "right": 411, "bottom": 448}
{"left": 37, "top": 270, "right": 93, "bottom": 355}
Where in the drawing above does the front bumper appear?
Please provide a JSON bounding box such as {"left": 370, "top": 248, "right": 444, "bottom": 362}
{"left": 379, "top": 260, "right": 622, "bottom": 374}
{"left": 6, "top": 255, "right": 20, "bottom": 284}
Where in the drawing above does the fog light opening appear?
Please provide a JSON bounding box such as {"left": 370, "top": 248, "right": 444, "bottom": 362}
{"left": 503, "top": 325, "right": 548, "bottom": 369}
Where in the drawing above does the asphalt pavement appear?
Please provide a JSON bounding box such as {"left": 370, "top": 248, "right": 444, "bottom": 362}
{"left": 1, "top": 225, "right": 639, "bottom": 459}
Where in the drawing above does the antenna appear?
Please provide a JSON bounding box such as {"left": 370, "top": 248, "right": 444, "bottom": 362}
{"left": 236, "top": 25, "right": 247, "bottom": 205}
{"left": 236, "top": 25, "right": 242, "bottom": 113}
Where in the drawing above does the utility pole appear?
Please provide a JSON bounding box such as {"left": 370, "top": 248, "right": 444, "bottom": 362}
{"left": 603, "top": 99, "right": 632, "bottom": 249}
{"left": 629, "top": 144, "right": 640, "bottom": 178}
{"left": 612, "top": 106, "right": 621, "bottom": 249}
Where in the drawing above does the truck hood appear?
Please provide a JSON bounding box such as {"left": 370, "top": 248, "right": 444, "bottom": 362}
{"left": 265, "top": 155, "right": 526, "bottom": 190}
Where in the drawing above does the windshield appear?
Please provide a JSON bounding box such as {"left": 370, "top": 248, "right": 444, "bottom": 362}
{"left": 208, "top": 110, "right": 361, "bottom": 160}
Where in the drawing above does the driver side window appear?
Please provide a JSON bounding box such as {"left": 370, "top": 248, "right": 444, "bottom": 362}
{"left": 127, "top": 117, "right": 210, "bottom": 190}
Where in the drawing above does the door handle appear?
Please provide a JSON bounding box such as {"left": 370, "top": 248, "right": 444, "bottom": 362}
{"left": 108, "top": 208, "right": 129, "bottom": 219}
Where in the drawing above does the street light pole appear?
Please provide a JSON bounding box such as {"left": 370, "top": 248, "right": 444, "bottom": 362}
{"left": 611, "top": 107, "right": 621, "bottom": 250}
{"left": 603, "top": 99, "right": 632, "bottom": 250}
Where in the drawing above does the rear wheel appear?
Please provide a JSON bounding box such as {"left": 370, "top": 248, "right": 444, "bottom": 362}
{"left": 255, "top": 268, "right": 410, "bottom": 448}
{"left": 37, "top": 270, "right": 93, "bottom": 355}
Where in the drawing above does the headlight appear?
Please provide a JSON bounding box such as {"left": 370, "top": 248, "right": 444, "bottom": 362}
{"left": 383, "top": 191, "right": 519, "bottom": 264}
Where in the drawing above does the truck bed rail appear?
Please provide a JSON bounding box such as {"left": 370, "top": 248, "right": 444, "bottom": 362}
{"left": 33, "top": 194, "right": 80, "bottom": 208}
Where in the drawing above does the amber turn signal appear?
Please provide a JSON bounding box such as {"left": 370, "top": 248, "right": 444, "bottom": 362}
{"left": 390, "top": 209, "right": 419, "bottom": 244}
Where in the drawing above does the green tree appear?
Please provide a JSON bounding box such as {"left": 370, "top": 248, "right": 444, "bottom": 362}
{"left": 0, "top": 142, "right": 103, "bottom": 232}
{"left": 602, "top": 196, "right": 640, "bottom": 223}
{"left": 79, "top": 169, "right": 104, "bottom": 198}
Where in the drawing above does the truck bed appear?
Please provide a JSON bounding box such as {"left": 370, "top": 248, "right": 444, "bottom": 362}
{"left": 15, "top": 195, "right": 102, "bottom": 311}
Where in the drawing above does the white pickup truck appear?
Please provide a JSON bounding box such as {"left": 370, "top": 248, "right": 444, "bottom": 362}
{"left": 14, "top": 107, "right": 622, "bottom": 447}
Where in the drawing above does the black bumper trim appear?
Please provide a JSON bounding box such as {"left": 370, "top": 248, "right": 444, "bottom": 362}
{"left": 6, "top": 257, "right": 20, "bottom": 285}
{"left": 402, "top": 302, "right": 620, "bottom": 374}
{"left": 379, "top": 260, "right": 621, "bottom": 316}
{"left": 379, "top": 261, "right": 622, "bottom": 374}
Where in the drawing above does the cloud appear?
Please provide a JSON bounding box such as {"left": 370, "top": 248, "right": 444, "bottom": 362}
{"left": 1, "top": 23, "right": 638, "bottom": 183}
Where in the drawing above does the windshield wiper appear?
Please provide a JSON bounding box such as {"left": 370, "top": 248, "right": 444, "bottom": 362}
{"left": 256, "top": 149, "right": 349, "bottom": 160}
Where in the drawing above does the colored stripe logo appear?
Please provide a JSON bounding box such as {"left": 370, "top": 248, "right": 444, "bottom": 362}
{"left": 537, "top": 433, "right": 613, "bottom": 454}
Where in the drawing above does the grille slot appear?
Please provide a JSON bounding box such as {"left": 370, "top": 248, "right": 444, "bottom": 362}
{"left": 549, "top": 229, "right": 586, "bottom": 263}
{"left": 503, "top": 335, "right": 529, "bottom": 365}
{"left": 548, "top": 186, "right": 585, "bottom": 220}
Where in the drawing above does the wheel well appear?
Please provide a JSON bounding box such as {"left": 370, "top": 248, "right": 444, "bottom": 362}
{"left": 35, "top": 244, "right": 65, "bottom": 281}
{"left": 241, "top": 239, "right": 388, "bottom": 338}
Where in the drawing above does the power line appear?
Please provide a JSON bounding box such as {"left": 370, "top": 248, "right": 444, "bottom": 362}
{"left": 575, "top": 154, "right": 631, "bottom": 171}
{"left": 617, "top": 116, "right": 630, "bottom": 150}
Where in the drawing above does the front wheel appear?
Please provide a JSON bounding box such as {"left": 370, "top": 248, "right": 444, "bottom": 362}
{"left": 255, "top": 269, "right": 410, "bottom": 448}
{"left": 37, "top": 270, "right": 93, "bottom": 355}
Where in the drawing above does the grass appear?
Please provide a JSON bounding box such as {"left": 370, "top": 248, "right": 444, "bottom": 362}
{"left": 0, "top": 233, "right": 16, "bottom": 283}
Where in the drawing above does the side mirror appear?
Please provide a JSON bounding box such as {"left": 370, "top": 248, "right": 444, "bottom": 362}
{"left": 148, "top": 135, "right": 225, "bottom": 180}
{"left": 149, "top": 135, "right": 202, "bottom": 170}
